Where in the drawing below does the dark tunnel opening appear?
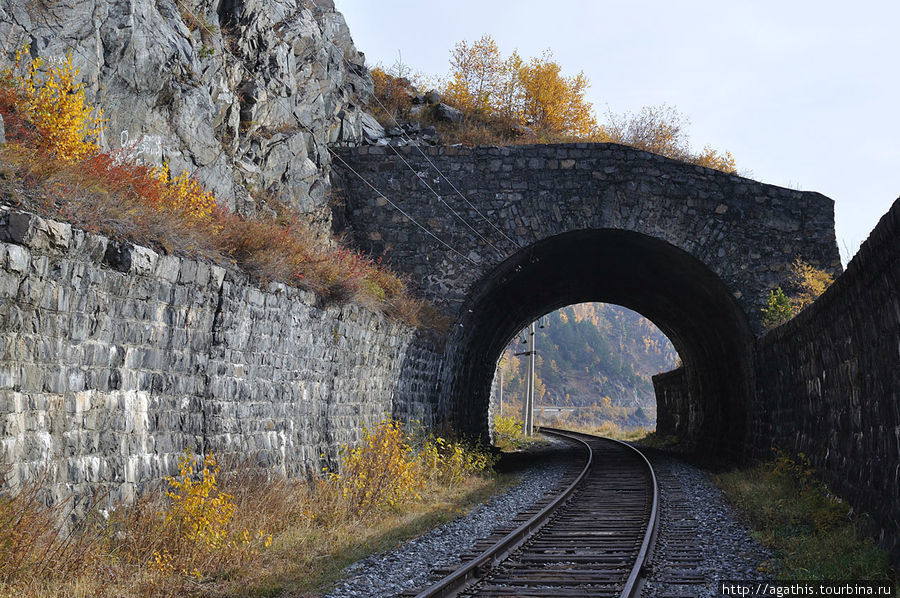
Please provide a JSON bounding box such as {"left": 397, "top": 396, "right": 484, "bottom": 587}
{"left": 441, "top": 228, "right": 756, "bottom": 457}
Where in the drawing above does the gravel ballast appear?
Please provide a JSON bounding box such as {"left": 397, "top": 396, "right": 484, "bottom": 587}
{"left": 324, "top": 442, "right": 571, "bottom": 598}
{"left": 325, "top": 442, "right": 771, "bottom": 598}
{"left": 642, "top": 451, "right": 773, "bottom": 597}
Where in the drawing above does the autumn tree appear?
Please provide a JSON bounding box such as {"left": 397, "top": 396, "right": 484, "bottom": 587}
{"left": 441, "top": 36, "right": 598, "bottom": 138}
{"left": 787, "top": 257, "right": 834, "bottom": 312}
{"left": 443, "top": 35, "right": 506, "bottom": 114}
{"left": 518, "top": 52, "right": 599, "bottom": 138}
{"left": 600, "top": 105, "right": 737, "bottom": 173}
{"left": 761, "top": 258, "right": 834, "bottom": 329}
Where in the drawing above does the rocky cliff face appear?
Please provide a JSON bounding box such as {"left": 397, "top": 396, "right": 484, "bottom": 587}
{"left": 0, "top": 0, "right": 374, "bottom": 222}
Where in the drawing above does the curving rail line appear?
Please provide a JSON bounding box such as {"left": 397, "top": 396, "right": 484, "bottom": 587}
{"left": 410, "top": 428, "right": 658, "bottom": 598}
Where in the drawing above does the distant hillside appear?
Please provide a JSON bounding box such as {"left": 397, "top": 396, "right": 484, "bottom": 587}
{"left": 498, "top": 303, "right": 678, "bottom": 429}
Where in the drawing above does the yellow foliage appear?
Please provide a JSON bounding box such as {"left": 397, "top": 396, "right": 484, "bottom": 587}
{"left": 417, "top": 435, "right": 496, "bottom": 488}
{"left": 325, "top": 419, "right": 496, "bottom": 518}
{"left": 762, "top": 258, "right": 834, "bottom": 328}
{"left": 150, "top": 164, "right": 218, "bottom": 222}
{"left": 492, "top": 414, "right": 539, "bottom": 451}
{"left": 444, "top": 35, "right": 505, "bottom": 114}
{"left": 162, "top": 452, "right": 235, "bottom": 549}
{"left": 441, "top": 36, "right": 598, "bottom": 138}
{"left": 789, "top": 257, "right": 834, "bottom": 312}
{"left": 336, "top": 420, "right": 423, "bottom": 517}
{"left": 150, "top": 451, "right": 271, "bottom": 576}
{"left": 518, "top": 52, "right": 598, "bottom": 138}
{"left": 695, "top": 145, "right": 737, "bottom": 174}
{"left": 370, "top": 65, "right": 414, "bottom": 122}
{"left": 4, "top": 47, "right": 103, "bottom": 161}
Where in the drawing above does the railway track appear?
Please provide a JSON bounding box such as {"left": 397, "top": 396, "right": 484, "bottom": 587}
{"left": 405, "top": 428, "right": 658, "bottom": 598}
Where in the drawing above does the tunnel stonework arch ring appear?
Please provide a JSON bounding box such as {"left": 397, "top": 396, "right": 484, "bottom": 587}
{"left": 442, "top": 229, "right": 755, "bottom": 454}
{"left": 335, "top": 143, "right": 841, "bottom": 454}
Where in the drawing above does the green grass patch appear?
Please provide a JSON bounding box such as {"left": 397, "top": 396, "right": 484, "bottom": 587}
{"left": 715, "top": 454, "right": 897, "bottom": 585}
{"left": 631, "top": 430, "right": 679, "bottom": 448}
{"left": 493, "top": 415, "right": 547, "bottom": 452}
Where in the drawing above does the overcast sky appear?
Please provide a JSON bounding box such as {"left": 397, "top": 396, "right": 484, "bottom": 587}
{"left": 335, "top": 0, "right": 899, "bottom": 263}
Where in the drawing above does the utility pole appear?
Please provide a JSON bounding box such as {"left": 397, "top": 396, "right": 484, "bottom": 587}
{"left": 514, "top": 322, "right": 538, "bottom": 436}
{"left": 527, "top": 322, "right": 536, "bottom": 435}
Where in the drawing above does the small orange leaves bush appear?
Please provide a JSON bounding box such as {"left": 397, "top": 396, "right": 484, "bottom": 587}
{"left": 162, "top": 453, "right": 235, "bottom": 549}
{"left": 150, "top": 452, "right": 271, "bottom": 578}
{"left": 337, "top": 420, "right": 423, "bottom": 517}
{"left": 1, "top": 47, "right": 103, "bottom": 161}
{"left": 0, "top": 47, "right": 430, "bottom": 327}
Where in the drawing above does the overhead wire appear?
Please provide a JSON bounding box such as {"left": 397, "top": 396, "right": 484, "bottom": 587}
{"left": 168, "top": 0, "right": 478, "bottom": 265}
{"left": 329, "top": 150, "right": 476, "bottom": 264}
{"left": 342, "top": 55, "right": 522, "bottom": 251}
{"left": 380, "top": 141, "right": 506, "bottom": 258}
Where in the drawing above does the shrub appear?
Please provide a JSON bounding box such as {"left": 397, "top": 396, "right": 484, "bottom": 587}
{"left": 327, "top": 419, "right": 496, "bottom": 518}
{"left": 161, "top": 452, "right": 235, "bottom": 549}
{"left": 335, "top": 420, "right": 424, "bottom": 517}
{"left": 1, "top": 47, "right": 103, "bottom": 161}
{"left": 417, "top": 435, "right": 496, "bottom": 488}
{"left": 370, "top": 66, "right": 412, "bottom": 124}
{"left": 0, "top": 48, "right": 430, "bottom": 327}
{"left": 492, "top": 414, "right": 535, "bottom": 451}
{"left": 762, "top": 259, "right": 834, "bottom": 330}
{"left": 147, "top": 452, "right": 271, "bottom": 579}
{"left": 150, "top": 165, "right": 218, "bottom": 223}
{"left": 788, "top": 257, "right": 834, "bottom": 312}
{"left": 762, "top": 287, "right": 793, "bottom": 330}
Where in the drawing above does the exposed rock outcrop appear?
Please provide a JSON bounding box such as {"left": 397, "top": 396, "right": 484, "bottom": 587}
{"left": 0, "top": 0, "right": 376, "bottom": 224}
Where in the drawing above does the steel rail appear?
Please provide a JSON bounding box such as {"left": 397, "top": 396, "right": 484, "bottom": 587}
{"left": 413, "top": 428, "right": 659, "bottom": 598}
{"left": 542, "top": 427, "right": 660, "bottom": 598}
{"left": 413, "top": 429, "right": 593, "bottom": 598}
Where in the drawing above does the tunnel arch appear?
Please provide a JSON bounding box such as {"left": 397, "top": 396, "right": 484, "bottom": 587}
{"left": 441, "top": 228, "right": 756, "bottom": 455}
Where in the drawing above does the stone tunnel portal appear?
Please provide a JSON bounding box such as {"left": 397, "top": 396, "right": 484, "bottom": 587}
{"left": 444, "top": 228, "right": 756, "bottom": 455}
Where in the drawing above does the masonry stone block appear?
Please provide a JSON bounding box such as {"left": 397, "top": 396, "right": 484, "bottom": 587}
{"left": 0, "top": 210, "right": 443, "bottom": 518}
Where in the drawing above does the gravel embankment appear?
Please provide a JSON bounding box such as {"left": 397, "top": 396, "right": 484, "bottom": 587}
{"left": 325, "top": 442, "right": 771, "bottom": 598}
{"left": 323, "top": 441, "right": 572, "bottom": 598}
{"left": 642, "top": 451, "right": 773, "bottom": 597}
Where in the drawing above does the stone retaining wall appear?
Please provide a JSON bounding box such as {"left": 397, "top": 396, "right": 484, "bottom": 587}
{"left": 0, "top": 209, "right": 441, "bottom": 506}
{"left": 751, "top": 196, "right": 900, "bottom": 558}
{"left": 652, "top": 367, "right": 689, "bottom": 437}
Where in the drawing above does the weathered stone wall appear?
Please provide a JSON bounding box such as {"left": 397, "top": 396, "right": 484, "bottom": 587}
{"left": 335, "top": 143, "right": 841, "bottom": 332}
{"left": 0, "top": 208, "right": 441, "bottom": 505}
{"left": 652, "top": 367, "right": 689, "bottom": 437}
{"left": 751, "top": 196, "right": 900, "bottom": 558}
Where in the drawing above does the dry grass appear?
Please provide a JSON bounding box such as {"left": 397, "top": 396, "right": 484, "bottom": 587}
{"left": 0, "top": 49, "right": 439, "bottom": 329}
{"left": 715, "top": 454, "right": 897, "bottom": 585}
{"left": 0, "top": 422, "right": 505, "bottom": 597}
